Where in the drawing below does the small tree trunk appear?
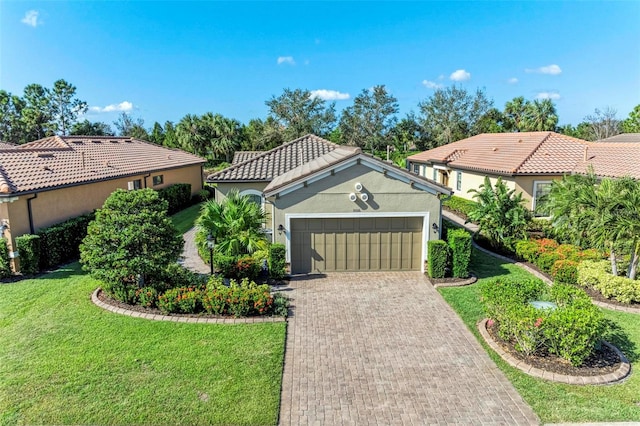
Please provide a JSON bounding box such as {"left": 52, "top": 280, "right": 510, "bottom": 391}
{"left": 609, "top": 245, "right": 618, "bottom": 276}
{"left": 628, "top": 241, "right": 639, "bottom": 280}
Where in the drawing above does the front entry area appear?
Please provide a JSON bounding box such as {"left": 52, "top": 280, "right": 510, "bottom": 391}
{"left": 289, "top": 216, "right": 423, "bottom": 274}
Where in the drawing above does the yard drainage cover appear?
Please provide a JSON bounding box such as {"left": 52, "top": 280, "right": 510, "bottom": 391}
{"left": 529, "top": 301, "right": 558, "bottom": 310}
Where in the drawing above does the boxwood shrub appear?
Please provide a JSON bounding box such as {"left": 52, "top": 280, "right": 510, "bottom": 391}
{"left": 442, "top": 195, "right": 478, "bottom": 220}
{"left": 37, "top": 212, "right": 94, "bottom": 270}
{"left": 480, "top": 277, "right": 606, "bottom": 366}
{"left": 427, "top": 240, "right": 449, "bottom": 278}
{"left": 15, "top": 234, "right": 40, "bottom": 275}
{"left": 577, "top": 260, "right": 640, "bottom": 304}
{"left": 157, "top": 183, "right": 191, "bottom": 214}
{"left": 0, "top": 238, "right": 11, "bottom": 278}
{"left": 269, "top": 243, "right": 286, "bottom": 280}
{"left": 448, "top": 228, "right": 471, "bottom": 278}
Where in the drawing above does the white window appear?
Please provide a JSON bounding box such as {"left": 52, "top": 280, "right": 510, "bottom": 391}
{"left": 413, "top": 164, "right": 420, "bottom": 174}
{"left": 152, "top": 175, "right": 164, "bottom": 186}
{"left": 127, "top": 179, "right": 142, "bottom": 190}
{"left": 456, "top": 171, "right": 462, "bottom": 191}
{"left": 532, "top": 181, "right": 553, "bottom": 214}
{"left": 239, "top": 189, "right": 263, "bottom": 206}
{"left": 432, "top": 168, "right": 437, "bottom": 180}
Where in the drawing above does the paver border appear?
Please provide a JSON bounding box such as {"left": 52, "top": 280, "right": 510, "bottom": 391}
{"left": 428, "top": 273, "right": 478, "bottom": 288}
{"left": 91, "top": 288, "right": 285, "bottom": 324}
{"left": 477, "top": 318, "right": 631, "bottom": 385}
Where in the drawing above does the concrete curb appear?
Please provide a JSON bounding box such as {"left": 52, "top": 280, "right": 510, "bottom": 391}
{"left": 477, "top": 318, "right": 631, "bottom": 385}
{"left": 91, "top": 288, "right": 286, "bottom": 324}
{"left": 430, "top": 274, "right": 478, "bottom": 288}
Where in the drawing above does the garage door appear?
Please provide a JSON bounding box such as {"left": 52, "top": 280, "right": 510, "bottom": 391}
{"left": 290, "top": 217, "right": 423, "bottom": 274}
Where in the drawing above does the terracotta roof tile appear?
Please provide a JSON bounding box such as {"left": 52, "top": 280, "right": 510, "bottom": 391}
{"left": 232, "top": 151, "right": 263, "bottom": 164}
{"left": 207, "top": 134, "right": 337, "bottom": 182}
{"left": 0, "top": 136, "right": 205, "bottom": 195}
{"left": 573, "top": 143, "right": 640, "bottom": 178}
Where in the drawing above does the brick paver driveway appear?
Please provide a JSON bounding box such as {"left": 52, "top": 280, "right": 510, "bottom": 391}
{"left": 279, "top": 272, "right": 539, "bottom": 425}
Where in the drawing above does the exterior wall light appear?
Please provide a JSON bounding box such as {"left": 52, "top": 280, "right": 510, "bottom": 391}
{"left": 354, "top": 182, "right": 363, "bottom": 192}
{"left": 349, "top": 193, "right": 357, "bottom": 202}
{"left": 360, "top": 193, "right": 369, "bottom": 202}
{"left": 277, "top": 224, "right": 285, "bottom": 234}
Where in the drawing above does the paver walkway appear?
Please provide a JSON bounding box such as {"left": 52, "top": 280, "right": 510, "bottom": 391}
{"left": 279, "top": 272, "right": 539, "bottom": 425}
{"left": 179, "top": 227, "right": 210, "bottom": 274}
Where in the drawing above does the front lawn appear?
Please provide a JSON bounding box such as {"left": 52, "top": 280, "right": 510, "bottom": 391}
{"left": 171, "top": 202, "right": 203, "bottom": 235}
{"left": 439, "top": 248, "right": 640, "bottom": 423}
{"left": 0, "top": 263, "right": 286, "bottom": 425}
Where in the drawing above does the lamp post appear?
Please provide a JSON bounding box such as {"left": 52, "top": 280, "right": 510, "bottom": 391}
{"left": 206, "top": 233, "right": 215, "bottom": 275}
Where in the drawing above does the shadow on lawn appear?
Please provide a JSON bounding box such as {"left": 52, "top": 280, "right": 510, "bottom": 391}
{"left": 469, "top": 255, "right": 515, "bottom": 280}
{"left": 605, "top": 319, "right": 639, "bottom": 363}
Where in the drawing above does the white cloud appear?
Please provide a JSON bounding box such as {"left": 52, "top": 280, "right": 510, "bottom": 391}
{"left": 508, "top": 77, "right": 519, "bottom": 84}
{"left": 526, "top": 64, "right": 562, "bottom": 75}
{"left": 310, "top": 90, "right": 350, "bottom": 101}
{"left": 422, "top": 80, "right": 443, "bottom": 89}
{"left": 536, "top": 92, "right": 561, "bottom": 100}
{"left": 450, "top": 69, "right": 471, "bottom": 81}
{"left": 89, "top": 101, "right": 134, "bottom": 113}
{"left": 21, "top": 10, "right": 40, "bottom": 27}
{"left": 277, "top": 56, "right": 295, "bottom": 65}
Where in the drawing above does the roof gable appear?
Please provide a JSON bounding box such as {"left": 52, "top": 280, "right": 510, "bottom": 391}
{"left": 0, "top": 136, "right": 205, "bottom": 195}
{"left": 263, "top": 147, "right": 452, "bottom": 198}
{"left": 207, "top": 134, "right": 337, "bottom": 182}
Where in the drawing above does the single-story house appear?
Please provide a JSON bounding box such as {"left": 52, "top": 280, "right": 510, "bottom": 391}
{"left": 207, "top": 134, "right": 452, "bottom": 274}
{"left": 406, "top": 131, "right": 640, "bottom": 211}
{"left": 0, "top": 135, "right": 206, "bottom": 271}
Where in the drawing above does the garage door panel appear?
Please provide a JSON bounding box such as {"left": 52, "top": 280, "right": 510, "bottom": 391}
{"left": 290, "top": 217, "right": 423, "bottom": 274}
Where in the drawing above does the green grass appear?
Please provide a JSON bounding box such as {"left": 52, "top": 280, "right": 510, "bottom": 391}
{"left": 0, "top": 263, "right": 286, "bottom": 425}
{"left": 171, "top": 202, "right": 204, "bottom": 235}
{"left": 439, "top": 248, "right": 640, "bottom": 423}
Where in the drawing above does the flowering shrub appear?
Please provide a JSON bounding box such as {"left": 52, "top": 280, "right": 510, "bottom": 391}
{"left": 136, "top": 287, "right": 159, "bottom": 308}
{"left": 158, "top": 286, "right": 204, "bottom": 314}
{"left": 551, "top": 260, "right": 578, "bottom": 285}
{"left": 514, "top": 238, "right": 604, "bottom": 274}
{"left": 480, "top": 277, "right": 606, "bottom": 366}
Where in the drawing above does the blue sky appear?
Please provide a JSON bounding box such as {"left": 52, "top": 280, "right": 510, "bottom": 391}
{"left": 2, "top": 1, "right": 639, "bottom": 129}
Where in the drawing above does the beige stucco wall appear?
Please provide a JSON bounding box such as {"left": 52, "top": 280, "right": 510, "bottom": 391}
{"left": 514, "top": 175, "right": 564, "bottom": 210}
{"left": 268, "top": 164, "right": 443, "bottom": 246}
{"left": 1, "top": 164, "right": 203, "bottom": 271}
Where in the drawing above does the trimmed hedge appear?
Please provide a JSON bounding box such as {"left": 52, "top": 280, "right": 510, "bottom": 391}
{"left": 427, "top": 240, "right": 449, "bottom": 279}
{"left": 577, "top": 260, "right": 640, "bottom": 304}
{"left": 15, "top": 234, "right": 40, "bottom": 275}
{"left": 448, "top": 228, "right": 471, "bottom": 278}
{"left": 0, "top": 238, "right": 11, "bottom": 278}
{"left": 442, "top": 196, "right": 478, "bottom": 220}
{"left": 37, "top": 212, "right": 94, "bottom": 270}
{"left": 551, "top": 259, "right": 578, "bottom": 285}
{"left": 481, "top": 277, "right": 606, "bottom": 366}
{"left": 269, "top": 243, "right": 286, "bottom": 280}
{"left": 157, "top": 183, "right": 191, "bottom": 214}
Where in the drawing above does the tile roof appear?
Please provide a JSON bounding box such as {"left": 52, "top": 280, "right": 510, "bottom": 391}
{"left": 0, "top": 135, "right": 205, "bottom": 195}
{"left": 598, "top": 133, "right": 640, "bottom": 143}
{"left": 407, "top": 131, "right": 640, "bottom": 179}
{"left": 0, "top": 142, "right": 17, "bottom": 150}
{"left": 207, "top": 134, "right": 338, "bottom": 182}
{"left": 232, "top": 151, "right": 263, "bottom": 164}
{"left": 263, "top": 145, "right": 452, "bottom": 197}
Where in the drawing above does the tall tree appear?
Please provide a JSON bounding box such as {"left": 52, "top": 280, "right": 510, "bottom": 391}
{"left": 266, "top": 88, "right": 336, "bottom": 140}
{"left": 50, "top": 79, "right": 87, "bottom": 135}
{"left": 522, "top": 99, "right": 558, "bottom": 131}
{"left": 338, "top": 85, "right": 399, "bottom": 151}
{"left": 21, "top": 84, "right": 55, "bottom": 140}
{"left": 503, "top": 96, "right": 529, "bottom": 132}
{"left": 418, "top": 86, "right": 493, "bottom": 147}
{"left": 149, "top": 122, "right": 165, "bottom": 145}
{"left": 113, "top": 112, "right": 148, "bottom": 139}
{"left": 0, "top": 90, "right": 26, "bottom": 143}
{"left": 162, "top": 121, "right": 178, "bottom": 148}
{"left": 207, "top": 113, "right": 242, "bottom": 163}
{"left": 557, "top": 122, "right": 593, "bottom": 140}
{"left": 584, "top": 107, "right": 620, "bottom": 140}
{"left": 70, "top": 119, "right": 114, "bottom": 136}
{"left": 242, "top": 117, "right": 285, "bottom": 151}
{"left": 389, "top": 113, "right": 431, "bottom": 151}
{"left": 176, "top": 114, "right": 210, "bottom": 157}
{"left": 621, "top": 104, "right": 640, "bottom": 133}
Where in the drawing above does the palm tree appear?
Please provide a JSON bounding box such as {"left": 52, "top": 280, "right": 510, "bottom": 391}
{"left": 209, "top": 113, "right": 241, "bottom": 163}
{"left": 522, "top": 99, "right": 558, "bottom": 131}
{"left": 196, "top": 190, "right": 268, "bottom": 256}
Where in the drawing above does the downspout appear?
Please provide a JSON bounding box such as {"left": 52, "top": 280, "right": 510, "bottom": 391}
{"left": 143, "top": 173, "right": 151, "bottom": 188}
{"left": 27, "top": 193, "right": 38, "bottom": 234}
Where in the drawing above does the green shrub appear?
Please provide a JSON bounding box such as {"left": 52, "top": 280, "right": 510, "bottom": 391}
{"left": 442, "top": 196, "right": 478, "bottom": 220}
{"left": 38, "top": 212, "right": 94, "bottom": 270}
{"left": 158, "top": 286, "right": 203, "bottom": 314}
{"left": 480, "top": 278, "right": 606, "bottom": 366}
{"left": 15, "top": 234, "right": 41, "bottom": 275}
{"left": 536, "top": 251, "right": 562, "bottom": 273}
{"left": 441, "top": 219, "right": 462, "bottom": 242}
{"left": 515, "top": 239, "right": 539, "bottom": 263}
{"left": 159, "top": 263, "right": 207, "bottom": 291}
{"left": 448, "top": 229, "right": 471, "bottom": 278}
{"left": 235, "top": 256, "right": 261, "bottom": 281}
{"left": 551, "top": 260, "right": 579, "bottom": 285}
{"left": 272, "top": 293, "right": 290, "bottom": 317}
{"left": 157, "top": 183, "right": 192, "bottom": 215}
{"left": 268, "top": 243, "right": 287, "bottom": 280}
{"left": 136, "top": 287, "right": 159, "bottom": 308}
{"left": 427, "top": 240, "right": 449, "bottom": 278}
{"left": 577, "top": 260, "right": 640, "bottom": 304}
{"left": 109, "top": 283, "right": 137, "bottom": 304}
{"left": 0, "top": 238, "right": 11, "bottom": 278}
{"left": 214, "top": 252, "right": 238, "bottom": 278}
{"left": 579, "top": 248, "right": 604, "bottom": 262}
{"left": 202, "top": 286, "right": 229, "bottom": 315}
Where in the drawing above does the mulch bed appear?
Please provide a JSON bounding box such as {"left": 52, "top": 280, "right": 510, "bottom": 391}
{"left": 581, "top": 286, "right": 640, "bottom": 310}
{"left": 486, "top": 321, "right": 621, "bottom": 377}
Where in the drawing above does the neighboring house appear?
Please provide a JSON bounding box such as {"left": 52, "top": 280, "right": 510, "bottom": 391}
{"left": 406, "top": 131, "right": 640, "bottom": 212}
{"left": 207, "top": 134, "right": 452, "bottom": 274}
{"left": 0, "top": 135, "right": 206, "bottom": 271}
{"left": 598, "top": 133, "right": 640, "bottom": 143}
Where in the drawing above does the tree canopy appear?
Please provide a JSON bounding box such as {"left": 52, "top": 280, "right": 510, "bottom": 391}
{"left": 266, "top": 88, "right": 336, "bottom": 140}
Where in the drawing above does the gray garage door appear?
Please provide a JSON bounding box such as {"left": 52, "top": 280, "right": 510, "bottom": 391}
{"left": 290, "top": 217, "right": 423, "bottom": 274}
